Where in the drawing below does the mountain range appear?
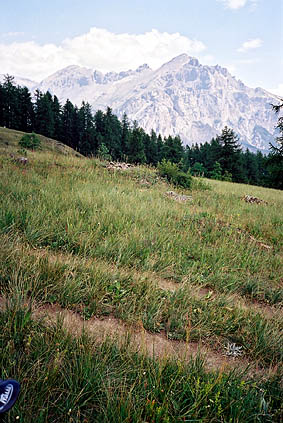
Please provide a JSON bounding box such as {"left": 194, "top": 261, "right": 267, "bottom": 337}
{"left": 3, "top": 54, "right": 280, "bottom": 152}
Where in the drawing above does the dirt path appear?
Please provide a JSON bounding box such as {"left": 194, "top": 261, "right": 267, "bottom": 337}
{"left": 0, "top": 296, "right": 274, "bottom": 377}
{"left": 29, "top": 244, "right": 280, "bottom": 320}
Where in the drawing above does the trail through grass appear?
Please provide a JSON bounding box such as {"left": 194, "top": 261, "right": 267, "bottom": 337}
{"left": 0, "top": 131, "right": 282, "bottom": 421}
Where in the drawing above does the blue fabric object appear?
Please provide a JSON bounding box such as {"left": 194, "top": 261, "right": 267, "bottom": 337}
{"left": 0, "top": 379, "right": 20, "bottom": 413}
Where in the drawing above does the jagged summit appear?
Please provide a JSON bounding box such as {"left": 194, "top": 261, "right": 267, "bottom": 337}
{"left": 7, "top": 54, "right": 278, "bottom": 152}
{"left": 158, "top": 54, "right": 199, "bottom": 73}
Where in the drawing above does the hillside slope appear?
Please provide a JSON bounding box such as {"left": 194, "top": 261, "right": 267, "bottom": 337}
{"left": 0, "top": 145, "right": 282, "bottom": 421}
{"left": 0, "top": 126, "right": 82, "bottom": 157}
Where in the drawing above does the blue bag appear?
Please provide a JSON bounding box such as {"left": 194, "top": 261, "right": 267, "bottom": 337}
{"left": 0, "top": 379, "right": 20, "bottom": 414}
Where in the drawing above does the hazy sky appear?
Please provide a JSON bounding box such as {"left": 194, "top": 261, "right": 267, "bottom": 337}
{"left": 0, "top": 0, "right": 282, "bottom": 95}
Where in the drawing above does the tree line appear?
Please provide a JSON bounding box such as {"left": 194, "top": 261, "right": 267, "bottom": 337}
{"left": 0, "top": 74, "right": 282, "bottom": 189}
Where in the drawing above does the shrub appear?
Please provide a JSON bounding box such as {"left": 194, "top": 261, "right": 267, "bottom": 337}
{"left": 157, "top": 159, "right": 192, "bottom": 189}
{"left": 97, "top": 143, "right": 112, "bottom": 161}
{"left": 191, "top": 177, "right": 211, "bottom": 191}
{"left": 222, "top": 170, "right": 232, "bottom": 182}
{"left": 210, "top": 161, "right": 222, "bottom": 180}
{"left": 191, "top": 162, "right": 206, "bottom": 177}
{"left": 19, "top": 133, "right": 41, "bottom": 150}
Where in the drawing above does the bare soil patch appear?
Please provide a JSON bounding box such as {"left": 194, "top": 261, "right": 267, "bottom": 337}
{"left": 1, "top": 296, "right": 274, "bottom": 377}
{"left": 32, "top": 303, "right": 252, "bottom": 372}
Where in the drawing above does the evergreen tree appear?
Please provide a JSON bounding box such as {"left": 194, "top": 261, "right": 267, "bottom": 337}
{"left": 204, "top": 138, "right": 222, "bottom": 175}
{"left": 103, "top": 107, "right": 122, "bottom": 160}
{"left": 210, "top": 161, "right": 222, "bottom": 180}
{"left": 217, "top": 126, "right": 244, "bottom": 182}
{"left": 270, "top": 100, "right": 283, "bottom": 155}
{"left": 183, "top": 145, "right": 192, "bottom": 172}
{"left": 52, "top": 95, "right": 63, "bottom": 141}
{"left": 163, "top": 135, "right": 184, "bottom": 163}
{"left": 121, "top": 113, "right": 131, "bottom": 160}
{"left": 243, "top": 149, "right": 259, "bottom": 185}
{"left": 70, "top": 105, "right": 82, "bottom": 151}
{"left": 61, "top": 99, "right": 76, "bottom": 149}
{"left": 94, "top": 109, "right": 105, "bottom": 151}
{"left": 156, "top": 134, "right": 164, "bottom": 162}
{"left": 147, "top": 130, "right": 159, "bottom": 165}
{"left": 191, "top": 162, "right": 206, "bottom": 177}
{"left": 17, "top": 86, "right": 34, "bottom": 132}
{"left": 34, "top": 91, "right": 55, "bottom": 138}
{"left": 190, "top": 143, "right": 201, "bottom": 165}
{"left": 97, "top": 143, "right": 111, "bottom": 160}
{"left": 0, "top": 82, "right": 4, "bottom": 127}
{"left": 266, "top": 100, "right": 283, "bottom": 189}
{"left": 2, "top": 75, "right": 18, "bottom": 128}
{"left": 78, "top": 102, "right": 96, "bottom": 155}
{"left": 127, "top": 121, "right": 146, "bottom": 164}
{"left": 256, "top": 151, "right": 267, "bottom": 186}
{"left": 1, "top": 74, "right": 278, "bottom": 190}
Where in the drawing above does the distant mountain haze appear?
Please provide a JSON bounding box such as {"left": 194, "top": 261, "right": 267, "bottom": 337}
{"left": 2, "top": 54, "right": 279, "bottom": 152}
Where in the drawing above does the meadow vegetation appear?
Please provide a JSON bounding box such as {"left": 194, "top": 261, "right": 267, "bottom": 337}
{"left": 0, "top": 128, "right": 282, "bottom": 422}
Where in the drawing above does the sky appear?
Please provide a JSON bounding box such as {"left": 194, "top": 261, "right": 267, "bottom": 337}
{"left": 0, "top": 0, "right": 282, "bottom": 95}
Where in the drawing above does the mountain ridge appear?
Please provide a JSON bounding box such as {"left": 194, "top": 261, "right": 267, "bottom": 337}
{"left": 1, "top": 54, "right": 280, "bottom": 152}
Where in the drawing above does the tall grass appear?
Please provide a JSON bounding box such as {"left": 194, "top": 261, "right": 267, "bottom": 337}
{"left": 0, "top": 236, "right": 282, "bottom": 366}
{"left": 0, "top": 147, "right": 282, "bottom": 421}
{"left": 0, "top": 299, "right": 282, "bottom": 422}
{"left": 0, "top": 155, "right": 282, "bottom": 304}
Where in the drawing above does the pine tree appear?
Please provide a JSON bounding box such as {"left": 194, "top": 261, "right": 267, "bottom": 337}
{"left": 34, "top": 91, "right": 55, "bottom": 138}
{"left": 0, "top": 82, "right": 4, "bottom": 127}
{"left": 204, "top": 138, "right": 222, "bottom": 175}
{"left": 61, "top": 99, "right": 76, "bottom": 148}
{"left": 2, "top": 75, "right": 18, "bottom": 128}
{"left": 121, "top": 113, "right": 131, "bottom": 160}
{"left": 94, "top": 109, "right": 105, "bottom": 151}
{"left": 217, "top": 126, "right": 243, "bottom": 182}
{"left": 156, "top": 134, "right": 164, "bottom": 162}
{"left": 147, "top": 130, "right": 159, "bottom": 165}
{"left": 266, "top": 100, "right": 283, "bottom": 189}
{"left": 191, "top": 162, "right": 206, "bottom": 177}
{"left": 103, "top": 107, "right": 122, "bottom": 160}
{"left": 78, "top": 102, "right": 96, "bottom": 155}
{"left": 127, "top": 121, "right": 146, "bottom": 164}
{"left": 243, "top": 149, "right": 259, "bottom": 185}
{"left": 163, "top": 135, "right": 184, "bottom": 163}
{"left": 270, "top": 100, "right": 283, "bottom": 156}
{"left": 18, "top": 86, "right": 34, "bottom": 132}
{"left": 52, "top": 95, "right": 63, "bottom": 141}
{"left": 210, "top": 161, "right": 222, "bottom": 180}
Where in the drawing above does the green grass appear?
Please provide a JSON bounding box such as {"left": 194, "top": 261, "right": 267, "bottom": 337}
{"left": 0, "top": 236, "right": 282, "bottom": 366}
{"left": 1, "top": 299, "right": 282, "bottom": 423}
{"left": 0, "top": 126, "right": 82, "bottom": 156}
{"left": 0, "top": 127, "right": 282, "bottom": 421}
{"left": 0, "top": 152, "right": 281, "bottom": 304}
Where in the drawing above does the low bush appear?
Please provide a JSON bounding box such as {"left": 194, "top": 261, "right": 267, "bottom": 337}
{"left": 19, "top": 133, "right": 41, "bottom": 150}
{"left": 191, "top": 177, "right": 211, "bottom": 191}
{"left": 157, "top": 159, "right": 192, "bottom": 189}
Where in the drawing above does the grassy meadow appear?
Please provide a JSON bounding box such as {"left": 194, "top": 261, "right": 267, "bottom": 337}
{"left": 0, "top": 127, "right": 282, "bottom": 422}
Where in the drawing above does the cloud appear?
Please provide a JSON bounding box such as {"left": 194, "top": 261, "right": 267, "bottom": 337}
{"left": 218, "top": 0, "right": 258, "bottom": 10}
{"left": 0, "top": 27, "right": 206, "bottom": 81}
{"left": 237, "top": 38, "right": 263, "bottom": 52}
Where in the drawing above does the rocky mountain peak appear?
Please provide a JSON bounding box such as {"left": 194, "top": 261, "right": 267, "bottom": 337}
{"left": 6, "top": 54, "right": 278, "bottom": 152}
